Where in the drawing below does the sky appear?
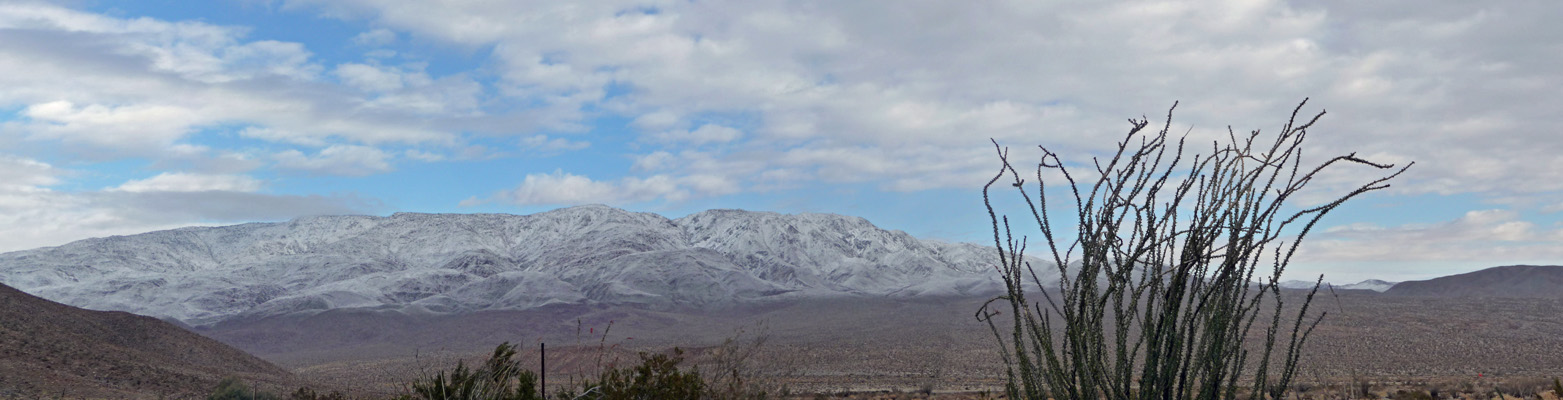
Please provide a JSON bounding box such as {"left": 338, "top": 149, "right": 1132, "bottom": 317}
{"left": 0, "top": 0, "right": 1559, "bottom": 283}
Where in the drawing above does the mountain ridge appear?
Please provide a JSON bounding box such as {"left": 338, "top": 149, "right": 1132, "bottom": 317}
{"left": 0, "top": 205, "right": 1026, "bottom": 326}
{"left": 1384, "top": 264, "right": 1563, "bottom": 297}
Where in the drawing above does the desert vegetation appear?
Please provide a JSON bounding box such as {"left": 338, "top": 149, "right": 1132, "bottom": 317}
{"left": 979, "top": 100, "right": 1409, "bottom": 399}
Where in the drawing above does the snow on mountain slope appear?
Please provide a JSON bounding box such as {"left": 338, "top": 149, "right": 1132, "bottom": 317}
{"left": 0, "top": 205, "right": 1039, "bottom": 325}
{"left": 1278, "top": 278, "right": 1395, "bottom": 292}
{"left": 1337, "top": 279, "right": 1396, "bottom": 292}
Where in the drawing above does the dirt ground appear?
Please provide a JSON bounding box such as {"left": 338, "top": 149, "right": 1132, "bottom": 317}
{"left": 196, "top": 294, "right": 1563, "bottom": 398}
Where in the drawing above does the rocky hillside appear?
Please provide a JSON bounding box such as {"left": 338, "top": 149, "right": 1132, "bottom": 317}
{"left": 0, "top": 282, "right": 296, "bottom": 399}
{"left": 0, "top": 205, "right": 1027, "bottom": 325}
{"left": 1384, "top": 264, "right": 1563, "bottom": 297}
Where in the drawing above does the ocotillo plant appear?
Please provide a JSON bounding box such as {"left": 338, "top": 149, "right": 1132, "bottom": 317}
{"left": 978, "top": 99, "right": 1409, "bottom": 400}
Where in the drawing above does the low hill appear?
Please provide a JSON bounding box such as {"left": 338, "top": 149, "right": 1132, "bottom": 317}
{"left": 0, "top": 282, "right": 297, "bottom": 399}
{"left": 1384, "top": 265, "right": 1563, "bottom": 298}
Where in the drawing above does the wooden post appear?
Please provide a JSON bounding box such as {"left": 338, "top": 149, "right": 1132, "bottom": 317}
{"left": 540, "top": 342, "right": 546, "bottom": 395}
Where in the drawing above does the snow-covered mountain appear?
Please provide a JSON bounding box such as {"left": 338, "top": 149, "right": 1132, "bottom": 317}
{"left": 1337, "top": 279, "right": 1396, "bottom": 292}
{"left": 0, "top": 205, "right": 1027, "bottom": 325}
{"left": 1277, "top": 279, "right": 1396, "bottom": 292}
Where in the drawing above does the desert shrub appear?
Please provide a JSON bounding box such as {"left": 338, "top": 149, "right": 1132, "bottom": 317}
{"left": 1495, "top": 377, "right": 1556, "bottom": 398}
{"left": 1553, "top": 377, "right": 1562, "bottom": 398}
{"left": 289, "top": 387, "right": 348, "bottom": 400}
{"left": 557, "top": 348, "right": 704, "bottom": 400}
{"left": 209, "top": 377, "right": 281, "bottom": 400}
{"left": 409, "top": 342, "right": 542, "bottom": 400}
{"left": 705, "top": 323, "right": 789, "bottom": 400}
{"left": 979, "top": 100, "right": 1408, "bottom": 400}
{"left": 1391, "top": 389, "right": 1434, "bottom": 400}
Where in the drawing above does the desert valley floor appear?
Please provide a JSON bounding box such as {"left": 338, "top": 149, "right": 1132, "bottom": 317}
{"left": 193, "top": 292, "right": 1563, "bottom": 396}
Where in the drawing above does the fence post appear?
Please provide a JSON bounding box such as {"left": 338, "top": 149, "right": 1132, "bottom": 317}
{"left": 541, "top": 342, "right": 546, "bottom": 395}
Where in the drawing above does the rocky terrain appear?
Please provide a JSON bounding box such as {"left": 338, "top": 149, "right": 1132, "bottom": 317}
{"left": 0, "top": 281, "right": 297, "bottom": 399}
{"left": 0, "top": 205, "right": 1027, "bottom": 326}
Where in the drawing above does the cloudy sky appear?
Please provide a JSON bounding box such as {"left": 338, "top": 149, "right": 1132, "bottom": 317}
{"left": 0, "top": 0, "right": 1558, "bottom": 282}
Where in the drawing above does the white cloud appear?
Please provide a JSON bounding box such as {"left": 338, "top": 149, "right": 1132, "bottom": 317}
{"left": 110, "top": 172, "right": 263, "bottom": 193}
{"left": 632, "top": 150, "right": 674, "bottom": 171}
{"left": 404, "top": 149, "right": 444, "bottom": 162}
{"left": 22, "top": 100, "right": 204, "bottom": 151}
{"left": 0, "top": 155, "right": 374, "bottom": 252}
{"left": 281, "top": 0, "right": 1563, "bottom": 209}
{"left": 519, "top": 134, "right": 589, "bottom": 152}
{"left": 0, "top": 3, "right": 321, "bottom": 83}
{"left": 0, "top": 3, "right": 471, "bottom": 163}
{"left": 335, "top": 62, "right": 406, "bottom": 92}
{"left": 473, "top": 170, "right": 736, "bottom": 206}
{"left": 274, "top": 145, "right": 393, "bottom": 176}
{"left": 352, "top": 28, "right": 396, "bottom": 46}
{"left": 630, "top": 110, "right": 680, "bottom": 130}
{"left": 238, "top": 126, "right": 328, "bottom": 147}
{"left": 652, "top": 124, "right": 741, "bottom": 145}
{"left": 0, "top": 154, "right": 62, "bottom": 190}
{"left": 1300, "top": 209, "right": 1563, "bottom": 264}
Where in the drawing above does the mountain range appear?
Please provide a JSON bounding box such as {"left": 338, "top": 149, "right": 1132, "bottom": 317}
{"left": 2, "top": 204, "right": 1556, "bottom": 330}
{"left": 0, "top": 205, "right": 1023, "bottom": 326}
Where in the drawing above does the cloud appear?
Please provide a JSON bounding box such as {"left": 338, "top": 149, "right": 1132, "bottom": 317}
{"left": 0, "top": 154, "right": 61, "bottom": 190}
{"left": 238, "top": 126, "right": 328, "bottom": 147}
{"left": 0, "top": 3, "right": 478, "bottom": 164}
{"left": 630, "top": 110, "right": 680, "bottom": 130}
{"left": 335, "top": 62, "right": 406, "bottom": 92}
{"left": 403, "top": 149, "right": 444, "bottom": 162}
{"left": 632, "top": 151, "right": 674, "bottom": 171}
{"left": 274, "top": 145, "right": 393, "bottom": 176}
{"left": 1299, "top": 209, "right": 1563, "bottom": 264}
{"left": 89, "top": 190, "right": 378, "bottom": 224}
{"left": 278, "top": 0, "right": 1563, "bottom": 209}
{"left": 21, "top": 100, "right": 203, "bottom": 151}
{"left": 109, "top": 172, "right": 263, "bottom": 193}
{"left": 0, "top": 3, "right": 320, "bottom": 83}
{"left": 0, "top": 155, "right": 378, "bottom": 252}
{"left": 652, "top": 124, "right": 742, "bottom": 145}
{"left": 351, "top": 28, "right": 396, "bottom": 46}
{"left": 470, "top": 170, "right": 737, "bottom": 207}
{"left": 519, "top": 134, "right": 589, "bottom": 152}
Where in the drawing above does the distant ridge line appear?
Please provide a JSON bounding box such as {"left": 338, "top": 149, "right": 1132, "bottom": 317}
{"left": 1384, "top": 264, "right": 1563, "bottom": 298}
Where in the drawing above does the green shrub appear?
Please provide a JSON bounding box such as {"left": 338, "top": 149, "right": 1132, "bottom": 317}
{"left": 409, "top": 342, "right": 542, "bottom": 400}
{"left": 560, "top": 348, "right": 704, "bottom": 400}
{"left": 209, "top": 377, "right": 280, "bottom": 400}
{"left": 1390, "top": 389, "right": 1434, "bottom": 400}
{"left": 1553, "top": 377, "right": 1562, "bottom": 398}
{"left": 289, "top": 387, "right": 348, "bottom": 400}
